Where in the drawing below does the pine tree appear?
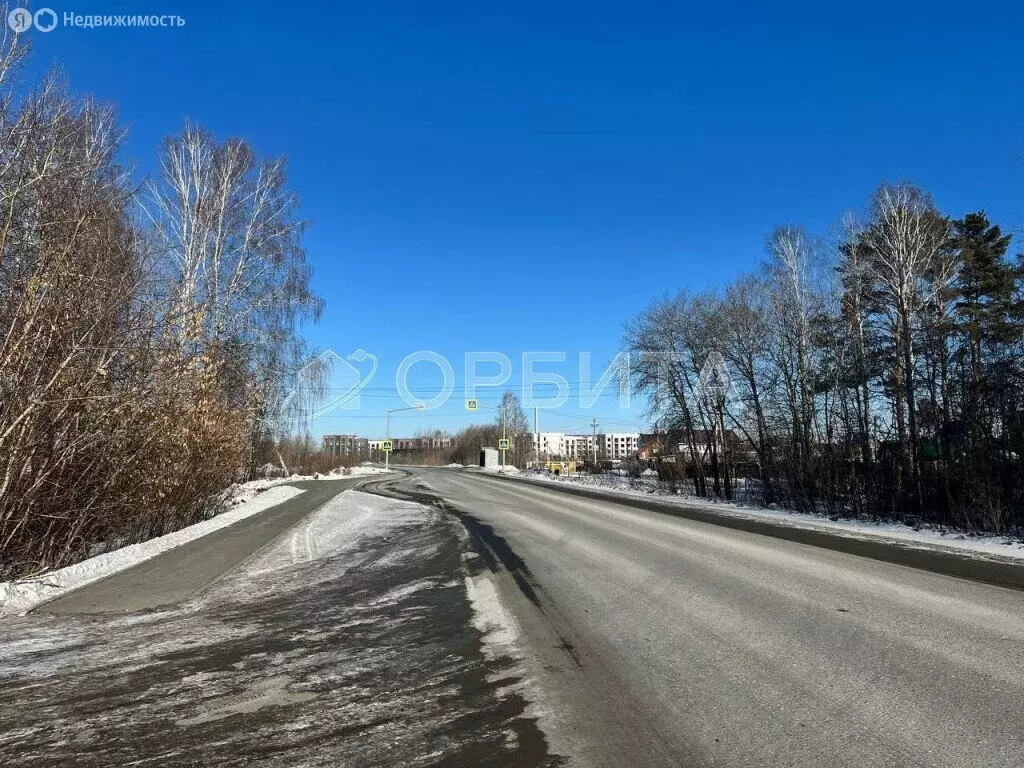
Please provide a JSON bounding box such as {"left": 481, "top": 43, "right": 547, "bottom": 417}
{"left": 950, "top": 212, "right": 1017, "bottom": 383}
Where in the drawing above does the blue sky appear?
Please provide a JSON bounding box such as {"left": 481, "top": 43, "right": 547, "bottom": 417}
{"left": 22, "top": 0, "right": 1024, "bottom": 437}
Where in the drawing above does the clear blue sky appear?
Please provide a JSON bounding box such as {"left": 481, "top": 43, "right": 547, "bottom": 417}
{"left": 23, "top": 0, "right": 1024, "bottom": 437}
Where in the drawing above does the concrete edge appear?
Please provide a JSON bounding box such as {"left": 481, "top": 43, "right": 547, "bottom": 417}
{"left": 470, "top": 471, "right": 1024, "bottom": 592}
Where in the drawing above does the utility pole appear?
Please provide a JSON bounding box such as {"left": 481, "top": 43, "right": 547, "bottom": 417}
{"left": 591, "top": 418, "right": 599, "bottom": 467}
{"left": 534, "top": 407, "right": 539, "bottom": 469}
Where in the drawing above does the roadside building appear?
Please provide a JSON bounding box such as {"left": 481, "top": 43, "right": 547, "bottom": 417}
{"left": 563, "top": 434, "right": 595, "bottom": 460}
{"left": 599, "top": 433, "right": 639, "bottom": 460}
{"left": 367, "top": 436, "right": 454, "bottom": 453}
{"left": 480, "top": 447, "right": 499, "bottom": 468}
{"left": 534, "top": 432, "right": 567, "bottom": 458}
{"left": 322, "top": 434, "right": 368, "bottom": 459}
{"left": 638, "top": 432, "right": 666, "bottom": 459}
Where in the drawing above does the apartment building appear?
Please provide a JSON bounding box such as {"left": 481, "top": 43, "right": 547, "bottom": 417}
{"left": 563, "top": 434, "right": 595, "bottom": 460}
{"left": 600, "top": 433, "right": 640, "bottom": 460}
{"left": 322, "top": 434, "right": 369, "bottom": 457}
{"left": 534, "top": 432, "right": 567, "bottom": 457}
{"left": 368, "top": 437, "right": 454, "bottom": 452}
{"left": 553, "top": 432, "right": 640, "bottom": 461}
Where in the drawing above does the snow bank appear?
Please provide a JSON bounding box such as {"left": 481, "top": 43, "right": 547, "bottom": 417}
{"left": 517, "top": 473, "right": 1024, "bottom": 563}
{"left": 480, "top": 465, "right": 520, "bottom": 475}
{"left": 0, "top": 485, "right": 305, "bottom": 617}
{"left": 0, "top": 466, "right": 400, "bottom": 617}
{"left": 337, "top": 466, "right": 394, "bottom": 477}
{"left": 227, "top": 465, "right": 392, "bottom": 505}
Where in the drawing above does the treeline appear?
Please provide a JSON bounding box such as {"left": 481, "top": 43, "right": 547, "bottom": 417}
{"left": 439, "top": 393, "right": 533, "bottom": 466}
{"left": 0, "top": 42, "right": 320, "bottom": 578}
{"left": 385, "top": 393, "right": 533, "bottom": 467}
{"left": 626, "top": 182, "right": 1024, "bottom": 534}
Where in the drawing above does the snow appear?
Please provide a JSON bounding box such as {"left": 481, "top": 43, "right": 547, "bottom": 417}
{"left": 0, "top": 485, "right": 305, "bottom": 618}
{"left": 458, "top": 538, "right": 570, "bottom": 760}
{"left": 500, "top": 471, "right": 1024, "bottom": 564}
{"left": 480, "top": 465, "right": 520, "bottom": 475}
{"left": 0, "top": 467, "right": 400, "bottom": 618}
{"left": 0, "top": 487, "right": 552, "bottom": 764}
{"left": 462, "top": 557, "right": 522, "bottom": 660}
{"left": 244, "top": 489, "right": 431, "bottom": 577}
{"left": 229, "top": 465, "right": 392, "bottom": 502}
{"left": 333, "top": 465, "right": 394, "bottom": 478}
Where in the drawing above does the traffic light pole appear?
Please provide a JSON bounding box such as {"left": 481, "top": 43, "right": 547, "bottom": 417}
{"left": 384, "top": 404, "right": 425, "bottom": 471}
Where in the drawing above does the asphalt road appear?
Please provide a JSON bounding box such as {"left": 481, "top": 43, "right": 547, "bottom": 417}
{"left": 390, "top": 468, "right": 1024, "bottom": 768}
{"left": 2, "top": 481, "right": 565, "bottom": 767}
{"left": 39, "top": 478, "right": 365, "bottom": 614}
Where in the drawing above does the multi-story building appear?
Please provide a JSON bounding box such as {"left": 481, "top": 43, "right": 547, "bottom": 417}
{"left": 534, "top": 432, "right": 567, "bottom": 458}
{"left": 416, "top": 436, "right": 454, "bottom": 450}
{"left": 600, "top": 433, "right": 640, "bottom": 460}
{"left": 557, "top": 432, "right": 640, "bottom": 461}
{"left": 368, "top": 436, "right": 454, "bottom": 452}
{"left": 563, "top": 434, "right": 596, "bottom": 461}
{"left": 322, "top": 434, "right": 369, "bottom": 458}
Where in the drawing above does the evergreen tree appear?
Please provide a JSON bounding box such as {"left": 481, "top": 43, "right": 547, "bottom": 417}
{"left": 950, "top": 212, "right": 1017, "bottom": 383}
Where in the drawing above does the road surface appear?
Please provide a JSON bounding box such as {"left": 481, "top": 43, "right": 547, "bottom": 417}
{"left": 39, "top": 478, "right": 365, "bottom": 614}
{"left": 1, "top": 480, "right": 564, "bottom": 767}
{"left": 371, "top": 468, "right": 1024, "bottom": 768}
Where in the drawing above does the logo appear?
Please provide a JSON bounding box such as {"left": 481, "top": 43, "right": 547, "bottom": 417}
{"left": 34, "top": 8, "right": 57, "bottom": 32}
{"left": 318, "top": 349, "right": 378, "bottom": 413}
{"left": 7, "top": 7, "right": 57, "bottom": 32}
{"left": 7, "top": 7, "right": 31, "bottom": 32}
{"left": 279, "top": 349, "right": 378, "bottom": 432}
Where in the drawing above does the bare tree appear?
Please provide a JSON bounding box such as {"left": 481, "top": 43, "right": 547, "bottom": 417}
{"left": 0, "top": 48, "right": 325, "bottom": 576}
{"left": 862, "top": 182, "right": 949, "bottom": 513}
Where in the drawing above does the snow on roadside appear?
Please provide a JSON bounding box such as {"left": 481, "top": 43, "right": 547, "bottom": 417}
{"left": 246, "top": 489, "right": 429, "bottom": 576}
{"left": 225, "top": 465, "right": 393, "bottom": 505}
{"left": 462, "top": 556, "right": 523, "bottom": 660}
{"left": 479, "top": 465, "right": 520, "bottom": 475}
{"left": 459, "top": 541, "right": 572, "bottom": 760}
{"left": 0, "top": 485, "right": 305, "bottom": 618}
{"left": 480, "top": 469, "right": 1024, "bottom": 563}
{"left": 0, "top": 466, "right": 401, "bottom": 618}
